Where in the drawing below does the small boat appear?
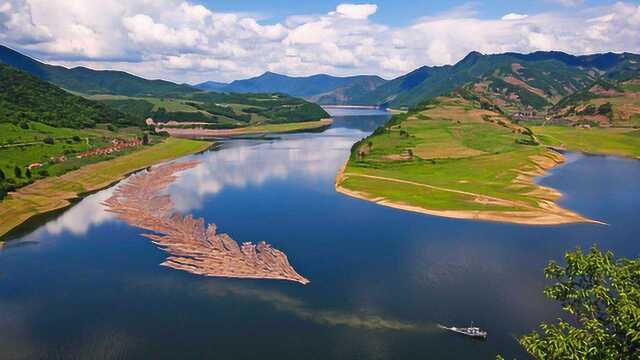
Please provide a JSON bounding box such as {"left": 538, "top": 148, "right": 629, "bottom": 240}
{"left": 438, "top": 323, "right": 487, "bottom": 340}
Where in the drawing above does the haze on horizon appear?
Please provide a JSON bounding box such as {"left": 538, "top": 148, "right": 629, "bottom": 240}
{"left": 1, "top": 0, "right": 639, "bottom": 84}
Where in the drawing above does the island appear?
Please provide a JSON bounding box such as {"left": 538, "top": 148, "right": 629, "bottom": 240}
{"left": 103, "top": 160, "right": 309, "bottom": 284}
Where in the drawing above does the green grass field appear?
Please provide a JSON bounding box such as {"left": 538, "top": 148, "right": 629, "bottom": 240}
{"left": 0, "top": 122, "right": 146, "bottom": 188}
{"left": 533, "top": 126, "right": 640, "bottom": 158}
{"left": 338, "top": 97, "right": 587, "bottom": 224}
{"left": 0, "top": 137, "right": 212, "bottom": 239}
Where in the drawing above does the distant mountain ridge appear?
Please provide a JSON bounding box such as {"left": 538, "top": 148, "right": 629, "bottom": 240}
{"left": 197, "top": 51, "right": 640, "bottom": 111}
{"left": 0, "top": 45, "right": 197, "bottom": 97}
{"left": 196, "top": 71, "right": 387, "bottom": 104}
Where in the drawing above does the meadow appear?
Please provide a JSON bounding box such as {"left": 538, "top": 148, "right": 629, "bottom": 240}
{"left": 533, "top": 126, "right": 640, "bottom": 158}
{"left": 0, "top": 122, "right": 144, "bottom": 188}
{"left": 338, "top": 97, "right": 590, "bottom": 224}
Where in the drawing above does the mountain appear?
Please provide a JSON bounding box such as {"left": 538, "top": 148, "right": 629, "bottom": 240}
{"left": 195, "top": 81, "right": 229, "bottom": 92}
{"left": 0, "top": 45, "right": 198, "bottom": 97}
{"left": 0, "top": 63, "right": 137, "bottom": 128}
{"left": 545, "top": 78, "right": 640, "bottom": 127}
{"left": 216, "top": 71, "right": 387, "bottom": 101}
{"left": 347, "top": 51, "right": 640, "bottom": 109}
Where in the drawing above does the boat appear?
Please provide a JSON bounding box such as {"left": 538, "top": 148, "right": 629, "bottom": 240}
{"left": 438, "top": 323, "right": 487, "bottom": 340}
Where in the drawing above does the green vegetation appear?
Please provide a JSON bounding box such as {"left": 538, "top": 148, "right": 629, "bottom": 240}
{"left": 0, "top": 45, "right": 197, "bottom": 97}
{"left": 533, "top": 126, "right": 640, "bottom": 158}
{"left": 0, "top": 64, "right": 138, "bottom": 128}
{"left": 0, "top": 137, "right": 212, "bottom": 239}
{"left": 0, "top": 121, "right": 147, "bottom": 193}
{"left": 96, "top": 92, "right": 329, "bottom": 127}
{"left": 337, "top": 96, "right": 588, "bottom": 224}
{"left": 517, "top": 247, "right": 640, "bottom": 359}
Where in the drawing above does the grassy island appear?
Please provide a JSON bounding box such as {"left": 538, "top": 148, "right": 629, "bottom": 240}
{"left": 336, "top": 96, "right": 599, "bottom": 225}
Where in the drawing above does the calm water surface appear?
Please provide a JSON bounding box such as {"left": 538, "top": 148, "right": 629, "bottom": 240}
{"left": 1, "top": 108, "right": 639, "bottom": 359}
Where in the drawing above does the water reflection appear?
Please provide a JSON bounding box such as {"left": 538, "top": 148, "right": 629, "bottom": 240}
{"left": 44, "top": 187, "right": 116, "bottom": 237}
{"left": 170, "top": 127, "right": 372, "bottom": 212}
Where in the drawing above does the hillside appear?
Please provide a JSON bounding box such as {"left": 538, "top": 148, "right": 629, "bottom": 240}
{"left": 0, "top": 45, "right": 197, "bottom": 97}
{"left": 235, "top": 51, "right": 638, "bottom": 110}
{"left": 378, "top": 51, "right": 640, "bottom": 109}
{"left": 546, "top": 79, "right": 640, "bottom": 127}
{"left": 95, "top": 92, "right": 329, "bottom": 128}
{"left": 0, "top": 64, "right": 138, "bottom": 128}
{"left": 204, "top": 71, "right": 387, "bottom": 103}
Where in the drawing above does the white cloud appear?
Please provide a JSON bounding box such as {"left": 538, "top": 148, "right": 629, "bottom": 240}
{"left": 1, "top": 1, "right": 639, "bottom": 83}
{"left": 502, "top": 13, "right": 529, "bottom": 21}
{"left": 333, "top": 3, "right": 378, "bottom": 20}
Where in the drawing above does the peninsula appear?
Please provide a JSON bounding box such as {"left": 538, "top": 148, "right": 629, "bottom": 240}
{"left": 335, "top": 96, "right": 600, "bottom": 225}
{"left": 103, "top": 161, "right": 309, "bottom": 284}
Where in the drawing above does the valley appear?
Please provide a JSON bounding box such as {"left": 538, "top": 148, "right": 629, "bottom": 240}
{"left": 0, "top": 46, "right": 331, "bottom": 240}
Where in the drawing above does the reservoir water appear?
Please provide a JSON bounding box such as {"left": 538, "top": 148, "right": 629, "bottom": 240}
{"left": 1, "top": 108, "right": 639, "bottom": 359}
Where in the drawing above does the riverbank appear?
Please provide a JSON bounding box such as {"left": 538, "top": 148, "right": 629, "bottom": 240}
{"left": 533, "top": 125, "right": 640, "bottom": 159}
{"left": 335, "top": 97, "right": 601, "bottom": 225}
{"left": 0, "top": 137, "right": 212, "bottom": 240}
{"left": 160, "top": 119, "right": 333, "bottom": 138}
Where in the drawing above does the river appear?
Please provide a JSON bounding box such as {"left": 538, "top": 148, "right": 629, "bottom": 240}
{"left": 0, "top": 108, "right": 639, "bottom": 359}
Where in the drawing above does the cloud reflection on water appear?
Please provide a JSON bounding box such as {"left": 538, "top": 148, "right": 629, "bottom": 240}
{"left": 170, "top": 128, "right": 369, "bottom": 212}
{"left": 44, "top": 187, "right": 117, "bottom": 237}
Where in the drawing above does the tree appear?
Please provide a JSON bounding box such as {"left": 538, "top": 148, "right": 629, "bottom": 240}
{"left": 14, "top": 166, "right": 22, "bottom": 178}
{"left": 519, "top": 246, "right": 640, "bottom": 359}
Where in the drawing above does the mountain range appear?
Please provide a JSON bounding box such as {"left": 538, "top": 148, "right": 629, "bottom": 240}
{"left": 196, "top": 72, "right": 386, "bottom": 103}
{"left": 2, "top": 44, "right": 638, "bottom": 116}
{"left": 0, "top": 45, "right": 196, "bottom": 97}
{"left": 196, "top": 51, "right": 640, "bottom": 111}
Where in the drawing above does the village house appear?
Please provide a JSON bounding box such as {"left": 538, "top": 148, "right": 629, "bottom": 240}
{"left": 75, "top": 138, "right": 143, "bottom": 159}
{"left": 27, "top": 163, "right": 42, "bottom": 171}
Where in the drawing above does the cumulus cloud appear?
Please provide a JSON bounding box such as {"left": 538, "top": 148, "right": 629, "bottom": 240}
{"left": 1, "top": 1, "right": 639, "bottom": 83}
{"left": 333, "top": 3, "right": 378, "bottom": 20}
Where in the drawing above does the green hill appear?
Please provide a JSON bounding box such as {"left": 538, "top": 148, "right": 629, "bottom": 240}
{"left": 308, "top": 51, "right": 640, "bottom": 110}
{"left": 97, "top": 92, "right": 329, "bottom": 127}
{"left": 0, "top": 45, "right": 197, "bottom": 97}
{"left": 0, "top": 64, "right": 138, "bottom": 128}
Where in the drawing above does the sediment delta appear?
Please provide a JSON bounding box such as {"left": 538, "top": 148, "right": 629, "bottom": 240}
{"left": 103, "top": 161, "right": 309, "bottom": 284}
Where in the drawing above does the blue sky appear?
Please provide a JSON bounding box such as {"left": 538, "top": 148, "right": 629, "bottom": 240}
{"left": 1, "top": 0, "right": 638, "bottom": 83}
{"left": 200, "top": 0, "right": 611, "bottom": 25}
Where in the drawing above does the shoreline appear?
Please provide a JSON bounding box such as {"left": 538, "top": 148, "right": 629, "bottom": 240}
{"left": 334, "top": 151, "right": 604, "bottom": 226}
{"left": 0, "top": 138, "right": 213, "bottom": 240}
{"left": 161, "top": 119, "right": 333, "bottom": 138}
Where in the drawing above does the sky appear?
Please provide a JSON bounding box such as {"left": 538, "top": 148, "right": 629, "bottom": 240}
{"left": 1, "top": 0, "right": 639, "bottom": 84}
